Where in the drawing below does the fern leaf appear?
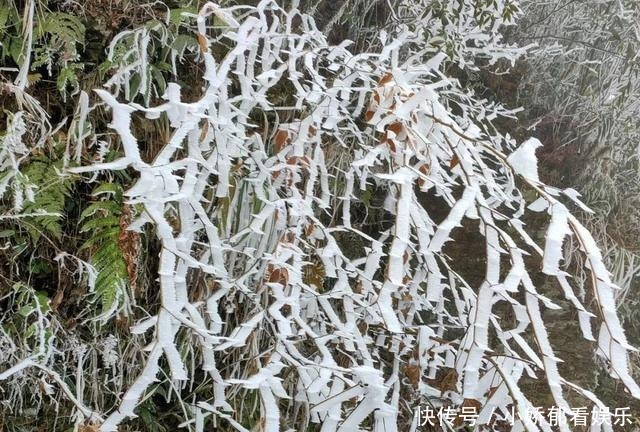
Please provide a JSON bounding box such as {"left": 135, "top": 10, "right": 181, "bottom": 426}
{"left": 35, "top": 12, "right": 85, "bottom": 45}
{"left": 80, "top": 183, "right": 133, "bottom": 320}
{"left": 21, "top": 158, "right": 72, "bottom": 241}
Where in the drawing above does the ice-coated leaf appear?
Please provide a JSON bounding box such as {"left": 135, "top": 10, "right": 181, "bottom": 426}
{"left": 507, "top": 138, "right": 542, "bottom": 182}
{"left": 542, "top": 203, "right": 570, "bottom": 276}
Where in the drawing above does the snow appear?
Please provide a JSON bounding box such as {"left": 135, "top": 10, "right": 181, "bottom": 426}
{"left": 507, "top": 137, "right": 543, "bottom": 183}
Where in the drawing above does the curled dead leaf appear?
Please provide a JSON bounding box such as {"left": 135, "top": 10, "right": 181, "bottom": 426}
{"left": 439, "top": 369, "right": 459, "bottom": 395}
{"left": 364, "top": 110, "right": 375, "bottom": 122}
{"left": 197, "top": 33, "right": 209, "bottom": 53}
{"left": 404, "top": 364, "right": 421, "bottom": 388}
{"left": 418, "top": 164, "right": 431, "bottom": 188}
{"left": 274, "top": 129, "right": 290, "bottom": 152}
{"left": 279, "top": 304, "right": 291, "bottom": 317}
{"left": 449, "top": 155, "right": 460, "bottom": 169}
{"left": 269, "top": 267, "right": 289, "bottom": 285}
{"left": 387, "top": 122, "right": 403, "bottom": 135}
{"left": 385, "top": 138, "right": 397, "bottom": 153}
{"left": 304, "top": 223, "right": 315, "bottom": 237}
{"left": 378, "top": 72, "right": 394, "bottom": 86}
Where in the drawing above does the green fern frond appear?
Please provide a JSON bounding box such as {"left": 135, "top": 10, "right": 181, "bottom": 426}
{"left": 35, "top": 12, "right": 85, "bottom": 46}
{"left": 21, "top": 158, "right": 72, "bottom": 241}
{"left": 80, "top": 183, "right": 130, "bottom": 318}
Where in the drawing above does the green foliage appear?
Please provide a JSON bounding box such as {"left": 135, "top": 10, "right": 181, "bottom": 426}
{"left": 33, "top": 10, "right": 85, "bottom": 96}
{"left": 10, "top": 282, "right": 53, "bottom": 359}
{"left": 99, "top": 8, "right": 199, "bottom": 104}
{"left": 137, "top": 392, "right": 169, "bottom": 432}
{"left": 20, "top": 156, "right": 73, "bottom": 241}
{"left": 80, "top": 182, "right": 130, "bottom": 318}
{"left": 34, "top": 11, "right": 85, "bottom": 45}
{"left": 0, "top": 2, "right": 85, "bottom": 96}
{"left": 0, "top": 1, "right": 22, "bottom": 63}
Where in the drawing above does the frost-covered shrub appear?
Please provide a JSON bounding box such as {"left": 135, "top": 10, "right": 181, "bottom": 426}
{"left": 515, "top": 0, "right": 640, "bottom": 330}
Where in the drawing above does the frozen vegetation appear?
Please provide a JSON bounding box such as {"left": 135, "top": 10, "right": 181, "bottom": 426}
{"left": 0, "top": 0, "right": 639, "bottom": 430}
